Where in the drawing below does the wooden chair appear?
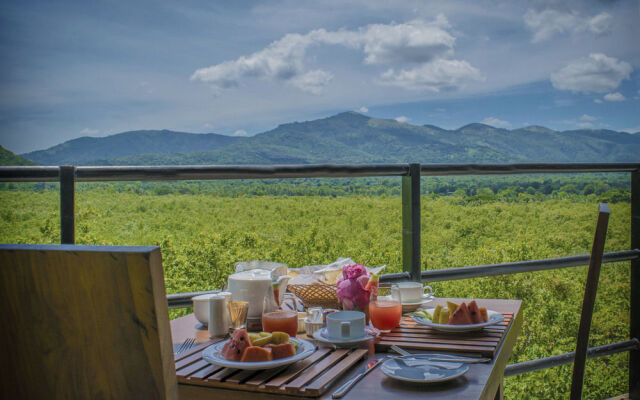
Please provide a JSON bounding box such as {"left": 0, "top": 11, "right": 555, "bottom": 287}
{"left": 0, "top": 244, "right": 177, "bottom": 399}
{"left": 570, "top": 204, "right": 610, "bottom": 400}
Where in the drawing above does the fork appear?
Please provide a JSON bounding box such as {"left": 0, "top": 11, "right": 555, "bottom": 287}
{"left": 175, "top": 337, "right": 196, "bottom": 355}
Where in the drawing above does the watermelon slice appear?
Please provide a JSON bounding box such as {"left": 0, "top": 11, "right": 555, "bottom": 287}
{"left": 364, "top": 273, "right": 379, "bottom": 292}
{"left": 220, "top": 329, "right": 251, "bottom": 361}
{"left": 448, "top": 302, "right": 473, "bottom": 325}
{"left": 467, "top": 300, "right": 482, "bottom": 324}
{"left": 265, "top": 342, "right": 296, "bottom": 360}
{"left": 240, "top": 346, "right": 273, "bottom": 362}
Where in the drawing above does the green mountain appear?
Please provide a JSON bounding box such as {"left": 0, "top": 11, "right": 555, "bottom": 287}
{"left": 21, "top": 130, "right": 242, "bottom": 165}
{"left": 17, "top": 112, "right": 640, "bottom": 166}
{"left": 0, "top": 146, "right": 36, "bottom": 165}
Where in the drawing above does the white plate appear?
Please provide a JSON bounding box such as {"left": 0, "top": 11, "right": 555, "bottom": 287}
{"left": 412, "top": 307, "right": 504, "bottom": 332}
{"left": 312, "top": 327, "right": 376, "bottom": 347}
{"left": 381, "top": 354, "right": 470, "bottom": 383}
{"left": 202, "top": 337, "right": 315, "bottom": 370}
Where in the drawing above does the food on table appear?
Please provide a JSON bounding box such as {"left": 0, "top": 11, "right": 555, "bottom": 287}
{"left": 262, "top": 310, "right": 298, "bottom": 337}
{"left": 432, "top": 305, "right": 442, "bottom": 323}
{"left": 270, "top": 331, "right": 290, "bottom": 344}
{"left": 265, "top": 342, "right": 296, "bottom": 359}
{"left": 220, "top": 329, "right": 252, "bottom": 361}
{"left": 467, "top": 300, "right": 483, "bottom": 324}
{"left": 439, "top": 307, "right": 450, "bottom": 324}
{"left": 240, "top": 346, "right": 273, "bottom": 362}
{"left": 222, "top": 329, "right": 299, "bottom": 362}
{"left": 448, "top": 302, "right": 473, "bottom": 325}
{"left": 447, "top": 301, "right": 459, "bottom": 313}
{"left": 479, "top": 307, "right": 489, "bottom": 323}
{"left": 320, "top": 269, "right": 343, "bottom": 285}
{"left": 364, "top": 272, "right": 379, "bottom": 292}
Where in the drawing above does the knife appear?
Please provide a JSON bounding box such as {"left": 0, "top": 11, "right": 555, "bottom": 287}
{"left": 331, "top": 357, "right": 386, "bottom": 399}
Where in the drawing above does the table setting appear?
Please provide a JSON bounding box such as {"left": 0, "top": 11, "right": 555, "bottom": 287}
{"left": 171, "top": 259, "right": 523, "bottom": 399}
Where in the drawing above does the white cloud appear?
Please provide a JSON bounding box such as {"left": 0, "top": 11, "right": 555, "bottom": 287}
{"left": 192, "top": 16, "right": 480, "bottom": 94}
{"left": 379, "top": 59, "right": 484, "bottom": 92}
{"left": 358, "top": 106, "right": 368, "bottom": 113}
{"left": 594, "top": 98, "right": 603, "bottom": 104}
{"left": 524, "top": 9, "right": 612, "bottom": 43}
{"left": 203, "top": 123, "right": 212, "bottom": 129}
{"left": 80, "top": 128, "right": 99, "bottom": 135}
{"left": 576, "top": 122, "right": 594, "bottom": 128}
{"left": 604, "top": 92, "right": 626, "bottom": 102}
{"left": 289, "top": 69, "right": 333, "bottom": 94}
{"left": 550, "top": 53, "right": 632, "bottom": 93}
{"left": 395, "top": 116, "right": 409, "bottom": 123}
{"left": 481, "top": 117, "right": 511, "bottom": 128}
{"left": 233, "top": 129, "right": 248, "bottom": 137}
{"left": 580, "top": 114, "right": 597, "bottom": 121}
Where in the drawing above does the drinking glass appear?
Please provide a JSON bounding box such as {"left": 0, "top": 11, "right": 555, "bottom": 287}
{"left": 261, "top": 294, "right": 298, "bottom": 337}
{"left": 227, "top": 301, "right": 249, "bottom": 331}
{"left": 369, "top": 284, "right": 402, "bottom": 332}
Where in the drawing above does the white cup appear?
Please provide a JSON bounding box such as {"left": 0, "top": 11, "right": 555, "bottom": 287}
{"left": 396, "top": 282, "right": 434, "bottom": 303}
{"left": 326, "top": 311, "right": 365, "bottom": 340}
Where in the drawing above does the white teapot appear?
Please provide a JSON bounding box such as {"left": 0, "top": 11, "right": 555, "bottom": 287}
{"left": 227, "top": 268, "right": 290, "bottom": 318}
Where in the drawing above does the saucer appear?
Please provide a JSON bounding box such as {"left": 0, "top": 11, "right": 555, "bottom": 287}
{"left": 401, "top": 295, "right": 434, "bottom": 312}
{"left": 312, "top": 327, "right": 376, "bottom": 347}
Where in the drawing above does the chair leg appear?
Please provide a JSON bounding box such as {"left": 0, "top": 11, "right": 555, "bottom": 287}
{"left": 570, "top": 204, "right": 610, "bottom": 400}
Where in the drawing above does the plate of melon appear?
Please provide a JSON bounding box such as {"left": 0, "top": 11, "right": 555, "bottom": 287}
{"left": 408, "top": 300, "right": 504, "bottom": 332}
{"left": 203, "top": 329, "right": 316, "bottom": 370}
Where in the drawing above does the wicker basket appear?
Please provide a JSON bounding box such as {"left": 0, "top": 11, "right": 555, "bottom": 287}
{"left": 287, "top": 282, "right": 340, "bottom": 309}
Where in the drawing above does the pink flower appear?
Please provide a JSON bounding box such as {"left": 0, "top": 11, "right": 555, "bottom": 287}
{"left": 337, "top": 264, "right": 371, "bottom": 309}
{"left": 342, "top": 264, "right": 367, "bottom": 280}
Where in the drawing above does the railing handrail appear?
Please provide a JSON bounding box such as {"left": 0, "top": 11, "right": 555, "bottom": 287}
{"left": 1, "top": 162, "right": 638, "bottom": 182}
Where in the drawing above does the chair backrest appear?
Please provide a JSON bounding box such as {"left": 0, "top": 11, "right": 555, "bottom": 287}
{"left": 0, "top": 244, "right": 177, "bottom": 400}
{"left": 570, "top": 204, "right": 610, "bottom": 400}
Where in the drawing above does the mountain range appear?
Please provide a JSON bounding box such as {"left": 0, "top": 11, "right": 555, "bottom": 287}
{"left": 13, "top": 112, "right": 640, "bottom": 166}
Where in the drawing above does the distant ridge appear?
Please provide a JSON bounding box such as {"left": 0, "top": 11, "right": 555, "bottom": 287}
{"left": 13, "top": 112, "right": 640, "bottom": 166}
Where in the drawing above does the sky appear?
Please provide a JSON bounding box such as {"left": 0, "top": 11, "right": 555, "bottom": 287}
{"left": 1, "top": 0, "right": 639, "bottom": 154}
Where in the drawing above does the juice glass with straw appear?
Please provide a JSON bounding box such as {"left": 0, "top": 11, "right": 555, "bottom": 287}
{"left": 369, "top": 284, "right": 402, "bottom": 332}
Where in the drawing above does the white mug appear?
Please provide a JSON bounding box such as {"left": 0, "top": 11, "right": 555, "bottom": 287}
{"left": 326, "top": 311, "right": 365, "bottom": 340}
{"left": 396, "top": 281, "right": 434, "bottom": 303}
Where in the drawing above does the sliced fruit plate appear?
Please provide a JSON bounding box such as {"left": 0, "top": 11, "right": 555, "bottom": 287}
{"left": 203, "top": 336, "right": 316, "bottom": 370}
{"left": 409, "top": 301, "right": 504, "bottom": 332}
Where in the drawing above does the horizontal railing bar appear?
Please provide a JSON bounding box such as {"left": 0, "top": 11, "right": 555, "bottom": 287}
{"left": 1, "top": 162, "right": 639, "bottom": 182}
{"left": 0, "top": 166, "right": 60, "bottom": 182}
{"left": 167, "top": 289, "right": 219, "bottom": 309}
{"left": 417, "top": 249, "right": 640, "bottom": 283}
{"left": 420, "top": 163, "right": 639, "bottom": 176}
{"left": 504, "top": 339, "right": 640, "bottom": 377}
{"left": 379, "top": 271, "right": 412, "bottom": 283}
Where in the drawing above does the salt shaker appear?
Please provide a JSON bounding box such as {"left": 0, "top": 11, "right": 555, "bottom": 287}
{"left": 208, "top": 295, "right": 228, "bottom": 337}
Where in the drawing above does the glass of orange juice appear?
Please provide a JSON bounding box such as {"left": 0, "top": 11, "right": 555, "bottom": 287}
{"left": 261, "top": 290, "right": 298, "bottom": 336}
{"left": 369, "top": 284, "right": 402, "bottom": 332}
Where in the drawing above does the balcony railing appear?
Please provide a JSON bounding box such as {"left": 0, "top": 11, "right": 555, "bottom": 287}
{"left": 1, "top": 162, "right": 639, "bottom": 396}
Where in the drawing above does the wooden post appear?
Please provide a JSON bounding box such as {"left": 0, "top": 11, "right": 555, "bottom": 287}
{"left": 631, "top": 170, "right": 640, "bottom": 398}
{"left": 402, "top": 163, "right": 421, "bottom": 281}
{"left": 60, "top": 166, "right": 76, "bottom": 244}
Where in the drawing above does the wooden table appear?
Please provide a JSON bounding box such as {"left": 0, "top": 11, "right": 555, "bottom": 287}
{"left": 171, "top": 298, "right": 522, "bottom": 400}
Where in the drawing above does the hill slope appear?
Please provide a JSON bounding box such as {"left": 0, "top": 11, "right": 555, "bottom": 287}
{"left": 22, "top": 130, "right": 242, "bottom": 165}
{"left": 1, "top": 146, "right": 36, "bottom": 165}
{"left": 17, "top": 112, "right": 640, "bottom": 165}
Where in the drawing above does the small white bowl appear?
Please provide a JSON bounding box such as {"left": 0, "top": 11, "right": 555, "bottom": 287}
{"left": 192, "top": 294, "right": 218, "bottom": 325}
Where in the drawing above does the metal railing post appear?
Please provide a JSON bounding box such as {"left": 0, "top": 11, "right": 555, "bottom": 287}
{"left": 631, "top": 170, "right": 640, "bottom": 398}
{"left": 60, "top": 166, "right": 76, "bottom": 244}
{"left": 402, "top": 163, "right": 421, "bottom": 281}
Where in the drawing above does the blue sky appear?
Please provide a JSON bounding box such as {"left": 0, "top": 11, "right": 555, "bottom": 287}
{"left": 1, "top": 0, "right": 639, "bottom": 153}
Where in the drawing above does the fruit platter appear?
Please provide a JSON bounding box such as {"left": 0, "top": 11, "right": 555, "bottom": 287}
{"left": 407, "top": 300, "right": 504, "bottom": 332}
{"left": 202, "top": 329, "right": 316, "bottom": 370}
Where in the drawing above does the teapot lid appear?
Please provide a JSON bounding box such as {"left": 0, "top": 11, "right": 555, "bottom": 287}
{"left": 229, "top": 268, "right": 272, "bottom": 281}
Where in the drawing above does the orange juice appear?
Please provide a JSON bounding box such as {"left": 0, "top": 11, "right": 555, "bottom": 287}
{"left": 261, "top": 311, "right": 298, "bottom": 337}
{"left": 369, "top": 300, "right": 402, "bottom": 331}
